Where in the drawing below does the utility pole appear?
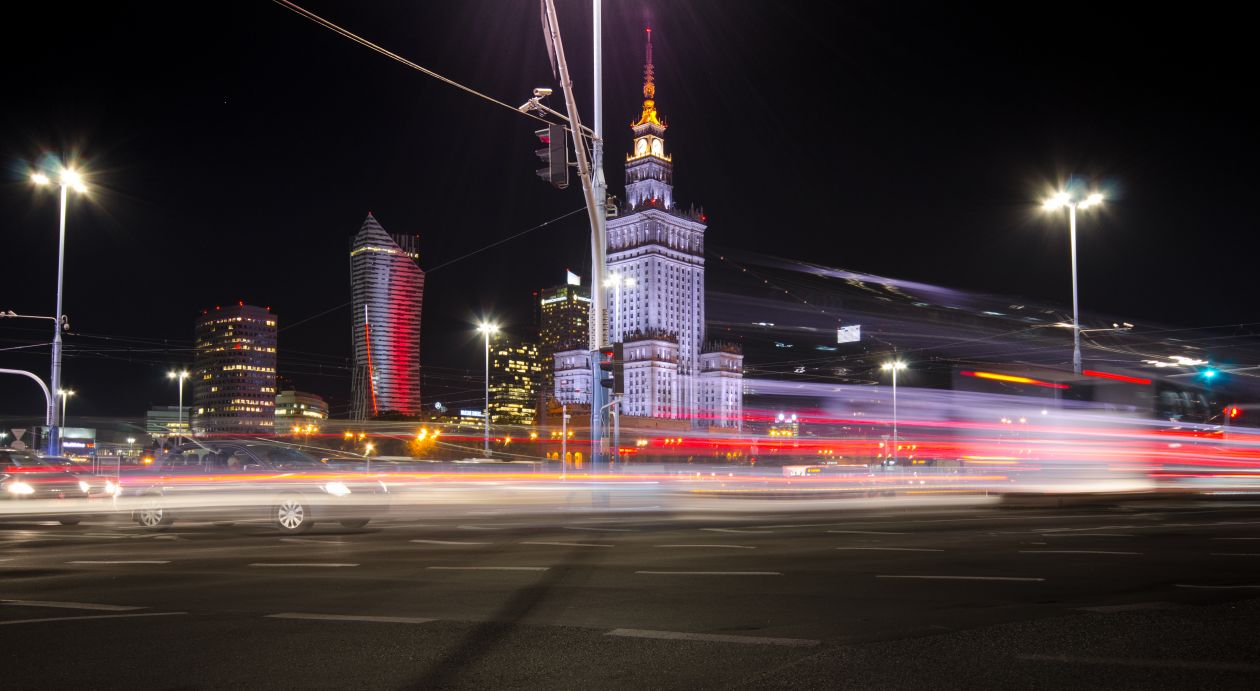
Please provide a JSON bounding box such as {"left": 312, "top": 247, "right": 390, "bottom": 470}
{"left": 540, "top": 0, "right": 609, "bottom": 468}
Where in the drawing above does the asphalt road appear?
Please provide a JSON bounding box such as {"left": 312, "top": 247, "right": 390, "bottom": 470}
{"left": 3, "top": 497, "right": 1260, "bottom": 689}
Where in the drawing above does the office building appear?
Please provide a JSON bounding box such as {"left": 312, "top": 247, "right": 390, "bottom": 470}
{"left": 489, "top": 337, "right": 543, "bottom": 426}
{"left": 275, "top": 390, "right": 329, "bottom": 433}
{"left": 350, "top": 213, "right": 425, "bottom": 418}
{"left": 538, "top": 272, "right": 590, "bottom": 399}
{"left": 192, "top": 302, "right": 278, "bottom": 435}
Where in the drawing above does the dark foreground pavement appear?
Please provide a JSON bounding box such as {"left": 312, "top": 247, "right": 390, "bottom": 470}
{"left": 3, "top": 497, "right": 1260, "bottom": 689}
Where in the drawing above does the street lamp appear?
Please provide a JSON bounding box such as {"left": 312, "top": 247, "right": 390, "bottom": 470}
{"left": 1043, "top": 189, "right": 1104, "bottom": 375}
{"left": 57, "top": 389, "right": 75, "bottom": 429}
{"left": 476, "top": 321, "right": 500, "bottom": 457}
{"left": 880, "top": 360, "right": 907, "bottom": 465}
{"left": 31, "top": 165, "right": 88, "bottom": 455}
{"left": 167, "top": 370, "right": 190, "bottom": 445}
{"left": 603, "top": 274, "right": 636, "bottom": 342}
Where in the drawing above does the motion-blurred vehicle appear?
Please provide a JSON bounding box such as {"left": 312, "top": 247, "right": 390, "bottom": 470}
{"left": 0, "top": 449, "right": 91, "bottom": 525}
{"left": 41, "top": 456, "right": 122, "bottom": 499}
{"left": 124, "top": 441, "right": 388, "bottom": 533}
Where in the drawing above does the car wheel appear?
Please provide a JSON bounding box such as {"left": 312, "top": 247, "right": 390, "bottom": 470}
{"left": 58, "top": 518, "right": 81, "bottom": 526}
{"left": 340, "top": 518, "right": 370, "bottom": 529}
{"left": 274, "top": 496, "right": 313, "bottom": 533}
{"left": 136, "top": 498, "right": 173, "bottom": 530}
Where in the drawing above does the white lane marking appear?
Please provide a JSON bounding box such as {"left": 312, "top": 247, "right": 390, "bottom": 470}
{"left": 66, "top": 560, "right": 170, "bottom": 565}
{"left": 635, "top": 571, "right": 781, "bottom": 576}
{"left": 1043, "top": 533, "right": 1135, "bottom": 538}
{"left": 826, "top": 530, "right": 909, "bottom": 535}
{"left": 457, "top": 525, "right": 503, "bottom": 530}
{"left": 564, "top": 526, "right": 635, "bottom": 532}
{"left": 1209, "top": 553, "right": 1260, "bottom": 557}
{"left": 606, "top": 628, "right": 819, "bottom": 648}
{"left": 410, "top": 539, "right": 491, "bottom": 546}
{"left": 877, "top": 575, "right": 1045, "bottom": 582}
{"left": 0, "top": 612, "right": 185, "bottom": 626}
{"left": 1212, "top": 537, "right": 1260, "bottom": 540}
{"left": 657, "top": 544, "right": 757, "bottom": 550}
{"left": 267, "top": 612, "right": 437, "bottom": 624}
{"left": 520, "top": 541, "right": 614, "bottom": 548}
{"left": 1017, "top": 653, "right": 1260, "bottom": 672}
{"left": 760, "top": 514, "right": 1119, "bottom": 530}
{"left": 426, "top": 566, "right": 549, "bottom": 571}
{"left": 1019, "top": 550, "right": 1141, "bottom": 555}
{"left": 2, "top": 600, "right": 144, "bottom": 612}
{"left": 1077, "top": 602, "right": 1177, "bottom": 613}
{"left": 248, "top": 563, "right": 359, "bottom": 568}
{"left": 835, "top": 547, "right": 944, "bottom": 552}
{"left": 700, "top": 528, "right": 773, "bottom": 534}
{"left": 1175, "top": 583, "right": 1260, "bottom": 589}
{"left": 279, "top": 538, "right": 344, "bottom": 545}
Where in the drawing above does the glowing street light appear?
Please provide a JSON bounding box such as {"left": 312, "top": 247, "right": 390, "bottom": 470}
{"left": 880, "top": 360, "right": 908, "bottom": 465}
{"left": 57, "top": 388, "right": 75, "bottom": 429}
{"left": 31, "top": 164, "right": 89, "bottom": 454}
{"left": 476, "top": 320, "right": 500, "bottom": 457}
{"left": 603, "top": 273, "right": 636, "bottom": 342}
{"left": 1043, "top": 187, "right": 1105, "bottom": 375}
{"left": 167, "top": 369, "right": 190, "bottom": 445}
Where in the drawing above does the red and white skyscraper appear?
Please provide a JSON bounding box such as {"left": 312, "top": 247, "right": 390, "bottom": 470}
{"left": 350, "top": 213, "right": 425, "bottom": 419}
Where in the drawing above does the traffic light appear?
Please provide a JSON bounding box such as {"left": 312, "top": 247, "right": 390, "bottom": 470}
{"left": 534, "top": 123, "right": 568, "bottom": 189}
{"left": 598, "top": 342, "right": 624, "bottom": 395}
{"left": 1226, "top": 405, "right": 1242, "bottom": 419}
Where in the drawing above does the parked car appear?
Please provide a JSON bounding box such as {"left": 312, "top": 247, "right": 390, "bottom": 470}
{"left": 0, "top": 449, "right": 90, "bottom": 525}
{"left": 124, "top": 441, "right": 388, "bottom": 533}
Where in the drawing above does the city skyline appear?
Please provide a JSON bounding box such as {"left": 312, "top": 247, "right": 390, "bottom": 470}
{"left": 2, "top": 1, "right": 1258, "bottom": 419}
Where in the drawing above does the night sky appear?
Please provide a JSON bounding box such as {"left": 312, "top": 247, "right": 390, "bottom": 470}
{"left": 2, "top": 1, "right": 1256, "bottom": 420}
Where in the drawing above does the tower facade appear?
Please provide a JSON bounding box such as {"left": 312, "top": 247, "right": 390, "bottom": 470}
{"left": 350, "top": 213, "right": 425, "bottom": 419}
{"left": 489, "top": 337, "right": 543, "bottom": 426}
{"left": 192, "top": 303, "right": 277, "bottom": 435}
{"left": 538, "top": 275, "right": 590, "bottom": 400}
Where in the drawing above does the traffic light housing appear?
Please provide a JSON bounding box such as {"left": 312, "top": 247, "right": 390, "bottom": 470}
{"left": 534, "top": 123, "right": 568, "bottom": 189}
{"left": 598, "top": 342, "right": 624, "bottom": 395}
{"left": 1226, "top": 405, "right": 1242, "bottom": 419}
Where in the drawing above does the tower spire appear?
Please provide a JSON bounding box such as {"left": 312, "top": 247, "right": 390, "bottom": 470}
{"left": 643, "top": 27, "right": 654, "bottom": 100}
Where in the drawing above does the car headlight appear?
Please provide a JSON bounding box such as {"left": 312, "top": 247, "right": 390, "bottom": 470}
{"left": 79, "top": 481, "right": 91, "bottom": 493}
{"left": 105, "top": 480, "right": 119, "bottom": 496}
{"left": 6, "top": 481, "right": 35, "bottom": 496}
{"left": 323, "top": 481, "right": 351, "bottom": 496}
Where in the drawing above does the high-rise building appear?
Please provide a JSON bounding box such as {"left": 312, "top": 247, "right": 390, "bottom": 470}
{"left": 489, "top": 337, "right": 542, "bottom": 426}
{"left": 192, "top": 303, "right": 278, "bottom": 435}
{"left": 538, "top": 272, "right": 591, "bottom": 400}
{"left": 566, "top": 27, "right": 743, "bottom": 427}
{"left": 350, "top": 213, "right": 425, "bottom": 419}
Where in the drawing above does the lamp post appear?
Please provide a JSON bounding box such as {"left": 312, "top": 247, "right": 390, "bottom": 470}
{"left": 603, "top": 273, "right": 636, "bottom": 342}
{"left": 477, "top": 321, "right": 499, "bottom": 457}
{"left": 167, "top": 370, "right": 190, "bottom": 445}
{"left": 31, "top": 167, "right": 87, "bottom": 455}
{"left": 880, "top": 360, "right": 907, "bottom": 465}
{"left": 1043, "top": 190, "right": 1104, "bottom": 375}
{"left": 58, "top": 389, "right": 75, "bottom": 429}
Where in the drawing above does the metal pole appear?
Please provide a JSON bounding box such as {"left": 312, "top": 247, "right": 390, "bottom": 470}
{"left": 484, "top": 330, "right": 491, "bottom": 456}
{"left": 0, "top": 369, "right": 54, "bottom": 437}
{"left": 177, "top": 377, "right": 184, "bottom": 445}
{"left": 61, "top": 392, "right": 69, "bottom": 429}
{"left": 48, "top": 184, "right": 69, "bottom": 455}
{"left": 891, "top": 367, "right": 898, "bottom": 465}
{"left": 1069, "top": 203, "right": 1082, "bottom": 375}
{"left": 561, "top": 402, "right": 568, "bottom": 479}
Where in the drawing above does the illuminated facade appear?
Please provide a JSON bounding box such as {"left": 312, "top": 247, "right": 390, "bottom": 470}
{"left": 192, "top": 303, "right": 278, "bottom": 435}
{"left": 538, "top": 276, "right": 590, "bottom": 399}
{"left": 350, "top": 213, "right": 425, "bottom": 419}
{"left": 554, "top": 348, "right": 592, "bottom": 406}
{"left": 597, "top": 27, "right": 743, "bottom": 427}
{"left": 489, "top": 337, "right": 543, "bottom": 426}
{"left": 275, "top": 390, "right": 329, "bottom": 433}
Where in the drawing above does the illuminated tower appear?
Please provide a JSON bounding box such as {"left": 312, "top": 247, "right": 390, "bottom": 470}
{"left": 538, "top": 272, "right": 591, "bottom": 398}
{"left": 601, "top": 28, "right": 741, "bottom": 426}
{"left": 192, "top": 303, "right": 277, "bottom": 435}
{"left": 350, "top": 213, "right": 425, "bottom": 419}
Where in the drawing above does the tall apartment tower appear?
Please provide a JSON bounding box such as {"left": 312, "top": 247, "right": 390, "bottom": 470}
{"left": 350, "top": 213, "right": 425, "bottom": 419}
{"left": 603, "top": 27, "right": 743, "bottom": 426}
{"left": 489, "top": 337, "right": 543, "bottom": 426}
{"left": 191, "top": 302, "right": 278, "bottom": 435}
{"left": 538, "top": 272, "right": 591, "bottom": 400}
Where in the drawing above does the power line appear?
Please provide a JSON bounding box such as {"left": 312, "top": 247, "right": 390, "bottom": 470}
{"left": 272, "top": 0, "right": 549, "bottom": 125}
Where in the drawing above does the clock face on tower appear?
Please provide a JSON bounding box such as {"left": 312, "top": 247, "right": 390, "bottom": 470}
{"left": 635, "top": 139, "right": 647, "bottom": 156}
{"left": 651, "top": 139, "right": 663, "bottom": 157}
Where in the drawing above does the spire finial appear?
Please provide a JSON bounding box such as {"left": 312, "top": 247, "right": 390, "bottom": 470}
{"left": 643, "top": 27, "right": 655, "bottom": 100}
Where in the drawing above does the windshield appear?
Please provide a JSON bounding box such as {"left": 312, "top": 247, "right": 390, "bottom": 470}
{"left": 243, "top": 445, "right": 323, "bottom": 470}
